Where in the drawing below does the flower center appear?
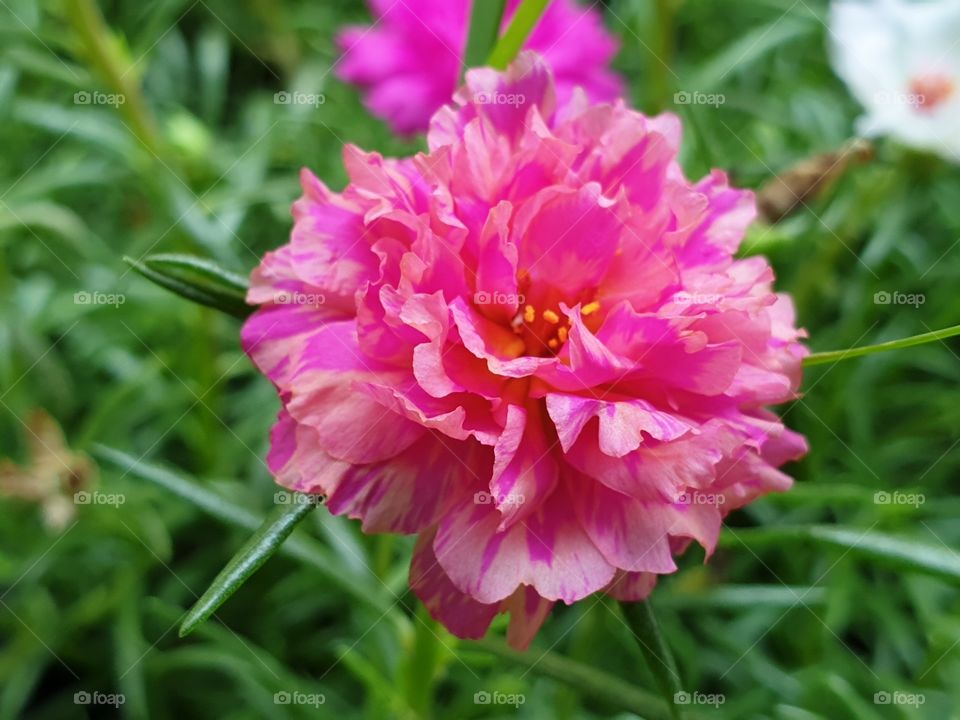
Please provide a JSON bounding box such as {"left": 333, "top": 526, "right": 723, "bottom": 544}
{"left": 511, "top": 301, "right": 601, "bottom": 356}
{"left": 908, "top": 73, "right": 955, "bottom": 114}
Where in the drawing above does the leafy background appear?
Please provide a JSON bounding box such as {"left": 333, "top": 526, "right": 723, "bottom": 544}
{"left": 1, "top": 0, "right": 958, "bottom": 718}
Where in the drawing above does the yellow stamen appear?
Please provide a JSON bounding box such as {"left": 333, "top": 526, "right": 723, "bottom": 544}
{"left": 582, "top": 301, "right": 601, "bottom": 316}
{"left": 543, "top": 309, "right": 560, "bottom": 324}
{"left": 557, "top": 326, "right": 568, "bottom": 343}
{"left": 523, "top": 305, "right": 536, "bottom": 323}
{"left": 548, "top": 338, "right": 559, "bottom": 350}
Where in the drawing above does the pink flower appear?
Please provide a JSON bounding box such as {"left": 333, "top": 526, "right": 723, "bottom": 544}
{"left": 336, "top": 0, "right": 623, "bottom": 135}
{"left": 242, "top": 53, "right": 808, "bottom": 649}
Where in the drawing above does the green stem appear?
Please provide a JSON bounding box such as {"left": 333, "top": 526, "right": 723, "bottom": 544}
{"left": 64, "top": 0, "right": 164, "bottom": 158}
{"left": 463, "top": 0, "right": 508, "bottom": 73}
{"left": 469, "top": 637, "right": 673, "bottom": 720}
{"left": 804, "top": 324, "right": 960, "bottom": 367}
{"left": 399, "top": 607, "right": 443, "bottom": 719}
{"left": 487, "top": 0, "right": 552, "bottom": 70}
{"left": 620, "top": 600, "right": 683, "bottom": 720}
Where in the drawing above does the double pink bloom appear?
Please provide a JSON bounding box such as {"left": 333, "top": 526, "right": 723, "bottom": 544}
{"left": 243, "top": 54, "right": 807, "bottom": 648}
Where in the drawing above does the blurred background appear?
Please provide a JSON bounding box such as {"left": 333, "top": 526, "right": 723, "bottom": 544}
{"left": 1, "top": 0, "right": 958, "bottom": 718}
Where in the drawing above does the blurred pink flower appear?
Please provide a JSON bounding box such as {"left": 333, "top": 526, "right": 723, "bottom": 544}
{"left": 335, "top": 0, "right": 623, "bottom": 135}
{"left": 243, "top": 53, "right": 807, "bottom": 649}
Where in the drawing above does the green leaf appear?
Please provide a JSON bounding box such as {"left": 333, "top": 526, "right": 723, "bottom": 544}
{"left": 123, "top": 253, "right": 251, "bottom": 318}
{"left": 721, "top": 525, "right": 960, "bottom": 583}
{"left": 620, "top": 600, "right": 683, "bottom": 720}
{"left": 804, "top": 324, "right": 960, "bottom": 366}
{"left": 487, "top": 0, "right": 551, "bottom": 70}
{"left": 179, "top": 495, "right": 319, "bottom": 637}
{"left": 463, "top": 0, "right": 507, "bottom": 72}
{"left": 93, "top": 446, "right": 398, "bottom": 617}
{"left": 468, "top": 637, "right": 672, "bottom": 720}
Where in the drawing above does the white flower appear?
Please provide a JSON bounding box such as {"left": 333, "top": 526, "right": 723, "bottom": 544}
{"left": 829, "top": 0, "right": 960, "bottom": 161}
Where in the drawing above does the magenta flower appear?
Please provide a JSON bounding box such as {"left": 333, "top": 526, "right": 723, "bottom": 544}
{"left": 335, "top": 0, "right": 623, "bottom": 135}
{"left": 242, "top": 53, "right": 808, "bottom": 649}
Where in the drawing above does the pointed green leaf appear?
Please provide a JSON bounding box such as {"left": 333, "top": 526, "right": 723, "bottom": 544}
{"left": 124, "top": 253, "right": 251, "bottom": 318}
{"left": 620, "top": 600, "right": 683, "bottom": 719}
{"left": 93, "top": 445, "right": 398, "bottom": 617}
{"left": 179, "top": 496, "right": 319, "bottom": 637}
{"left": 469, "top": 637, "right": 672, "bottom": 720}
{"left": 487, "top": 0, "right": 551, "bottom": 69}
{"left": 464, "top": 0, "right": 507, "bottom": 72}
{"left": 721, "top": 525, "right": 960, "bottom": 583}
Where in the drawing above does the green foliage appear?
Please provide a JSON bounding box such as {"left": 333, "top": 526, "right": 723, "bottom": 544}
{"left": 1, "top": 0, "right": 959, "bottom": 718}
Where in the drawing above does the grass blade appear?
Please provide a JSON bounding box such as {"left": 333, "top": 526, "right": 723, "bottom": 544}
{"left": 468, "top": 637, "right": 673, "bottom": 720}
{"left": 488, "top": 0, "right": 551, "bottom": 69}
{"left": 463, "top": 0, "right": 507, "bottom": 72}
{"left": 179, "top": 497, "right": 319, "bottom": 637}
{"left": 721, "top": 525, "right": 960, "bottom": 583}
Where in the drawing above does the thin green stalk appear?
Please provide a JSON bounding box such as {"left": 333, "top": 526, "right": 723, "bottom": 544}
{"left": 488, "top": 0, "right": 552, "bottom": 69}
{"left": 804, "top": 324, "right": 960, "bottom": 367}
{"left": 64, "top": 0, "right": 164, "bottom": 157}
{"left": 620, "top": 600, "right": 683, "bottom": 720}
{"left": 469, "top": 637, "right": 673, "bottom": 720}
{"left": 464, "top": 0, "right": 508, "bottom": 73}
